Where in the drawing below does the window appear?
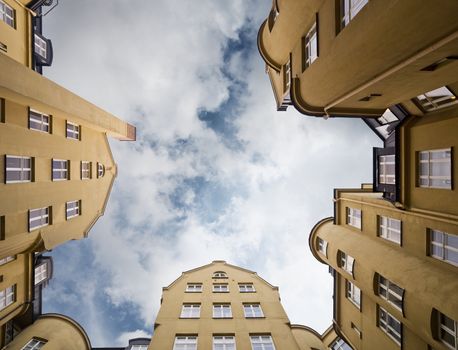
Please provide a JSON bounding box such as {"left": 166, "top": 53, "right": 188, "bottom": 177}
{"left": 351, "top": 323, "right": 362, "bottom": 338}
{"left": 284, "top": 60, "right": 291, "bottom": 93}
{"left": 34, "top": 264, "right": 47, "bottom": 285}
{"left": 340, "top": 0, "right": 369, "bottom": 29}
{"left": 317, "top": 237, "right": 328, "bottom": 256}
{"left": 330, "top": 337, "right": 352, "bottom": 350}
{"left": 52, "top": 159, "right": 69, "bottom": 181}
{"left": 416, "top": 86, "right": 458, "bottom": 112}
{"left": 173, "top": 335, "right": 197, "bottom": 350}
{"left": 430, "top": 229, "right": 458, "bottom": 266}
{"left": 377, "top": 274, "right": 403, "bottom": 311}
{"left": 0, "top": 1, "right": 15, "bottom": 28}
{"left": 239, "top": 283, "right": 255, "bottom": 293}
{"left": 34, "top": 34, "right": 47, "bottom": 59}
{"left": 5, "top": 155, "right": 32, "bottom": 183}
{"left": 213, "top": 335, "right": 235, "bottom": 350}
{"left": 81, "top": 161, "right": 91, "bottom": 180}
{"left": 130, "top": 346, "right": 148, "bottom": 350}
{"left": 213, "top": 271, "right": 227, "bottom": 278}
{"left": 186, "top": 283, "right": 202, "bottom": 292}
{"left": 66, "top": 121, "right": 80, "bottom": 140}
{"left": 0, "top": 285, "right": 15, "bottom": 310}
{"left": 250, "top": 335, "right": 275, "bottom": 350}
{"left": 303, "top": 22, "right": 317, "bottom": 69}
{"left": 0, "top": 256, "right": 15, "bottom": 266}
{"left": 346, "top": 280, "right": 361, "bottom": 309}
{"left": 418, "top": 148, "right": 452, "bottom": 189}
{"left": 213, "top": 304, "right": 232, "bottom": 318}
{"left": 378, "top": 216, "right": 401, "bottom": 244}
{"left": 20, "top": 339, "right": 47, "bottom": 350}
{"left": 29, "top": 109, "right": 50, "bottom": 133}
{"left": 347, "top": 207, "right": 362, "bottom": 229}
{"left": 180, "top": 304, "right": 200, "bottom": 318}
{"left": 378, "top": 305, "right": 402, "bottom": 345}
{"left": 97, "top": 163, "right": 105, "bottom": 178}
{"left": 244, "top": 304, "right": 264, "bottom": 318}
{"left": 28, "top": 207, "right": 50, "bottom": 231}
{"left": 213, "top": 284, "right": 229, "bottom": 292}
{"left": 0, "top": 215, "right": 3, "bottom": 240}
{"left": 438, "top": 311, "right": 457, "bottom": 350}
{"left": 339, "top": 251, "right": 355, "bottom": 276}
{"left": 66, "top": 200, "right": 80, "bottom": 220}
{"left": 379, "top": 155, "right": 395, "bottom": 184}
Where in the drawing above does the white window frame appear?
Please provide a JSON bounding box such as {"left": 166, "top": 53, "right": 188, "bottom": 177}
{"left": 0, "top": 285, "right": 15, "bottom": 310}
{"left": 303, "top": 22, "right": 317, "bottom": 69}
{"left": 34, "top": 263, "right": 47, "bottom": 285}
{"left": 130, "top": 346, "right": 148, "bottom": 350}
{"left": 416, "top": 86, "right": 458, "bottom": 112}
{"left": 180, "top": 304, "right": 201, "bottom": 319}
{"left": 213, "top": 335, "right": 236, "bottom": 350}
{"left": 250, "top": 335, "right": 275, "bottom": 350}
{"left": 28, "top": 207, "right": 50, "bottom": 231}
{"left": 0, "top": 256, "right": 15, "bottom": 266}
{"left": 213, "top": 304, "right": 232, "bottom": 319}
{"left": 185, "top": 283, "right": 202, "bottom": 293}
{"left": 81, "top": 161, "right": 91, "bottom": 180}
{"left": 66, "top": 200, "right": 80, "bottom": 220}
{"left": 5, "top": 155, "right": 32, "bottom": 184}
{"left": 418, "top": 148, "right": 452, "bottom": 189}
{"left": 331, "top": 338, "right": 352, "bottom": 350}
{"left": 346, "top": 280, "right": 361, "bottom": 309}
{"left": 379, "top": 155, "right": 395, "bottom": 184}
{"left": 430, "top": 229, "right": 458, "bottom": 267}
{"left": 438, "top": 311, "right": 457, "bottom": 350}
{"left": 244, "top": 304, "right": 264, "bottom": 318}
{"left": 213, "top": 284, "right": 229, "bottom": 293}
{"left": 213, "top": 271, "right": 227, "bottom": 278}
{"left": 0, "top": 1, "right": 15, "bottom": 28}
{"left": 378, "top": 305, "right": 402, "bottom": 345}
{"left": 52, "top": 159, "right": 69, "bottom": 181}
{"left": 339, "top": 251, "right": 355, "bottom": 276}
{"left": 378, "top": 216, "right": 401, "bottom": 245}
{"left": 29, "top": 109, "right": 50, "bottom": 133}
{"left": 340, "top": 0, "right": 369, "bottom": 29}
{"left": 317, "top": 237, "right": 328, "bottom": 257}
{"left": 34, "top": 34, "right": 47, "bottom": 59}
{"left": 97, "top": 163, "right": 105, "bottom": 178}
{"left": 239, "top": 283, "right": 255, "bottom": 293}
{"left": 377, "top": 274, "right": 403, "bottom": 312}
{"left": 173, "top": 335, "right": 197, "bottom": 350}
{"left": 20, "top": 338, "right": 47, "bottom": 350}
{"left": 66, "top": 121, "right": 80, "bottom": 140}
{"left": 347, "top": 207, "right": 362, "bottom": 229}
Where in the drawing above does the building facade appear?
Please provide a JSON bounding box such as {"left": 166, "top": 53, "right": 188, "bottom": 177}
{"left": 257, "top": 0, "right": 458, "bottom": 117}
{"left": 148, "top": 260, "right": 345, "bottom": 350}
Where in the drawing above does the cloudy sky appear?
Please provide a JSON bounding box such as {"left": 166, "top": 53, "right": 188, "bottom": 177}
{"left": 41, "top": 0, "right": 381, "bottom": 347}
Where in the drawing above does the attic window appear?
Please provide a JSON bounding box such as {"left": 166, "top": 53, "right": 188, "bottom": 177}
{"left": 213, "top": 271, "right": 227, "bottom": 279}
{"left": 421, "top": 56, "right": 458, "bottom": 72}
{"left": 359, "top": 93, "right": 382, "bottom": 102}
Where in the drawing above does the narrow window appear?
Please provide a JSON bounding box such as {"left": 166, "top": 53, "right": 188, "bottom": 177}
{"left": 213, "top": 304, "right": 232, "bottom": 318}
{"left": 429, "top": 229, "right": 458, "bottom": 266}
{"left": 33, "top": 34, "right": 47, "bottom": 59}
{"left": 28, "top": 207, "right": 50, "bottom": 231}
{"left": 52, "top": 159, "right": 69, "bottom": 181}
{"left": 185, "top": 283, "right": 202, "bottom": 293}
{"left": 377, "top": 274, "right": 404, "bottom": 311}
{"left": 213, "top": 284, "right": 229, "bottom": 293}
{"left": 29, "top": 109, "right": 50, "bottom": 133}
{"left": 5, "top": 155, "right": 32, "bottom": 183}
{"left": 244, "top": 304, "right": 264, "bottom": 318}
{"left": 303, "top": 22, "right": 317, "bottom": 70}
{"left": 239, "top": 283, "right": 255, "bottom": 293}
{"left": 283, "top": 60, "right": 291, "bottom": 93}
{"left": 378, "top": 216, "right": 401, "bottom": 244}
{"left": 97, "top": 163, "right": 105, "bottom": 178}
{"left": 378, "top": 305, "right": 402, "bottom": 345}
{"left": 351, "top": 323, "right": 362, "bottom": 339}
{"left": 34, "top": 263, "right": 47, "bottom": 285}
{"left": 0, "top": 215, "right": 3, "bottom": 240}
{"left": 66, "top": 121, "right": 80, "bottom": 140}
{"left": 346, "top": 207, "right": 362, "bottom": 229}
{"left": 339, "top": 251, "right": 355, "bottom": 276}
{"left": 0, "top": 1, "right": 15, "bottom": 28}
{"left": 379, "top": 155, "right": 395, "bottom": 184}
{"left": 66, "top": 200, "right": 80, "bottom": 220}
{"left": 418, "top": 148, "right": 452, "bottom": 189}
{"left": 213, "top": 335, "right": 235, "bottom": 350}
{"left": 438, "top": 311, "right": 457, "bottom": 350}
{"left": 250, "top": 335, "right": 276, "bottom": 350}
{"left": 416, "top": 87, "right": 458, "bottom": 112}
{"left": 340, "top": 0, "right": 369, "bottom": 29}
{"left": 317, "top": 237, "right": 328, "bottom": 257}
{"left": 173, "top": 336, "right": 197, "bottom": 350}
{"left": 0, "top": 285, "right": 15, "bottom": 310}
{"left": 346, "top": 280, "right": 361, "bottom": 309}
{"left": 81, "top": 161, "right": 91, "bottom": 180}
{"left": 180, "top": 304, "right": 201, "bottom": 319}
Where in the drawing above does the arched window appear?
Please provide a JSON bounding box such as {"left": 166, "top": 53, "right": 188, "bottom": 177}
{"left": 97, "top": 163, "right": 105, "bottom": 178}
{"left": 213, "top": 271, "right": 227, "bottom": 279}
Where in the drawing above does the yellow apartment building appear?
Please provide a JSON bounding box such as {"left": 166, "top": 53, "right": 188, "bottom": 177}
{"left": 257, "top": 0, "right": 458, "bottom": 117}
{"left": 148, "top": 260, "right": 348, "bottom": 350}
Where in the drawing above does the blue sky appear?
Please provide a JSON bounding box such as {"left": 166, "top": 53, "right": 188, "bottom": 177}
{"left": 41, "top": 0, "right": 381, "bottom": 346}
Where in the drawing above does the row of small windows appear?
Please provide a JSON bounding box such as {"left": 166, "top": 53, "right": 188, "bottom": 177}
{"left": 173, "top": 334, "right": 275, "bottom": 350}
{"left": 4, "top": 155, "right": 105, "bottom": 183}
{"left": 28, "top": 109, "right": 82, "bottom": 139}
{"left": 180, "top": 303, "right": 264, "bottom": 319}
{"left": 186, "top": 282, "right": 255, "bottom": 293}
{"left": 342, "top": 207, "right": 458, "bottom": 266}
